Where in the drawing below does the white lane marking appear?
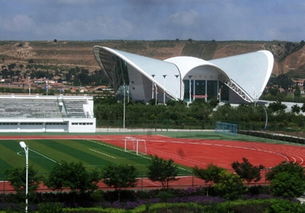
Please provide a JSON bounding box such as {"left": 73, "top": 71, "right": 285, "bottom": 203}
{"left": 87, "top": 140, "right": 191, "bottom": 173}
{"left": 89, "top": 148, "right": 116, "bottom": 159}
{"left": 29, "top": 148, "right": 58, "bottom": 164}
{"left": 145, "top": 139, "right": 290, "bottom": 161}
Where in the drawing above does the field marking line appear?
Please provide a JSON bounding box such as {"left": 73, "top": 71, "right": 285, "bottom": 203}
{"left": 87, "top": 140, "right": 151, "bottom": 160}
{"left": 29, "top": 148, "right": 58, "bottom": 164}
{"left": 89, "top": 148, "right": 116, "bottom": 159}
{"left": 88, "top": 140, "right": 191, "bottom": 173}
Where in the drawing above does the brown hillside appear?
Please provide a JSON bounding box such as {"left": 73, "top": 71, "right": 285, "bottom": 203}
{"left": 0, "top": 40, "right": 304, "bottom": 77}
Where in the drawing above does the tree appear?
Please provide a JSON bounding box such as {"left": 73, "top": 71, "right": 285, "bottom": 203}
{"left": 266, "top": 161, "right": 305, "bottom": 198}
{"left": 301, "top": 103, "right": 305, "bottom": 113}
{"left": 269, "top": 87, "right": 279, "bottom": 96}
{"left": 270, "top": 172, "right": 305, "bottom": 198}
{"left": 294, "top": 85, "right": 301, "bottom": 98}
{"left": 5, "top": 166, "right": 40, "bottom": 194}
{"left": 148, "top": 156, "right": 178, "bottom": 188}
{"left": 102, "top": 164, "right": 137, "bottom": 190}
{"left": 101, "top": 164, "right": 137, "bottom": 201}
{"left": 214, "top": 170, "right": 245, "bottom": 200}
{"left": 268, "top": 101, "right": 287, "bottom": 113}
{"left": 193, "top": 164, "right": 226, "bottom": 195}
{"left": 46, "top": 161, "right": 100, "bottom": 193}
{"left": 266, "top": 161, "right": 305, "bottom": 181}
{"left": 231, "top": 158, "right": 264, "bottom": 183}
{"left": 193, "top": 164, "right": 225, "bottom": 184}
{"left": 277, "top": 74, "right": 293, "bottom": 91}
{"left": 291, "top": 104, "right": 301, "bottom": 114}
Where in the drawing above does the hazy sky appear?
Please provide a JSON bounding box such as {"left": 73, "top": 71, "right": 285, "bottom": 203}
{"left": 0, "top": 0, "right": 304, "bottom": 41}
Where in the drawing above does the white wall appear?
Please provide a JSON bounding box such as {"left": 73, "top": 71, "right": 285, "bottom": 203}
{"left": 68, "top": 118, "right": 96, "bottom": 133}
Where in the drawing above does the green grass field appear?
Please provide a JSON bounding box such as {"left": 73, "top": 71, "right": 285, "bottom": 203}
{"left": 0, "top": 139, "right": 190, "bottom": 180}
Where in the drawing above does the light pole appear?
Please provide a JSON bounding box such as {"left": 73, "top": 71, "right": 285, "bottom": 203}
{"left": 152, "top": 74, "right": 158, "bottom": 105}
{"left": 162, "top": 75, "right": 167, "bottom": 104}
{"left": 19, "top": 141, "right": 28, "bottom": 213}
{"left": 262, "top": 104, "right": 268, "bottom": 129}
{"left": 28, "top": 77, "right": 31, "bottom": 95}
{"left": 151, "top": 74, "right": 155, "bottom": 100}
{"left": 123, "top": 84, "right": 126, "bottom": 129}
{"left": 174, "top": 74, "right": 181, "bottom": 99}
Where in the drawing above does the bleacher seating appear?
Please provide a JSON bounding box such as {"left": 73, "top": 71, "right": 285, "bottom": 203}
{"left": 0, "top": 99, "right": 62, "bottom": 118}
{"left": 63, "top": 99, "right": 86, "bottom": 118}
{"left": 0, "top": 98, "right": 87, "bottom": 118}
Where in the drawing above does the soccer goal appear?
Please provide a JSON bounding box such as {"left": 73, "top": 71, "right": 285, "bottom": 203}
{"left": 215, "top": 121, "right": 238, "bottom": 135}
{"left": 124, "top": 136, "right": 147, "bottom": 155}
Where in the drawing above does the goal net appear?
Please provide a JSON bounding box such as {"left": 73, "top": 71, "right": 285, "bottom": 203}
{"left": 124, "top": 136, "right": 147, "bottom": 155}
{"left": 215, "top": 121, "right": 238, "bottom": 135}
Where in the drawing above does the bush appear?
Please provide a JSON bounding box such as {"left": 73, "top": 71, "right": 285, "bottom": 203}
{"left": 38, "top": 202, "right": 63, "bottom": 213}
{"left": 156, "top": 191, "right": 174, "bottom": 202}
{"left": 214, "top": 171, "right": 245, "bottom": 200}
{"left": 266, "top": 199, "right": 305, "bottom": 213}
{"left": 90, "top": 190, "right": 104, "bottom": 202}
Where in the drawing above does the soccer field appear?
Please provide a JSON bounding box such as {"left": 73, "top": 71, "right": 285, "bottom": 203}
{"left": 0, "top": 139, "right": 189, "bottom": 180}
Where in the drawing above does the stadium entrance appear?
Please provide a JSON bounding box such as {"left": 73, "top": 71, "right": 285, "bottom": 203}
{"left": 183, "top": 79, "right": 229, "bottom": 103}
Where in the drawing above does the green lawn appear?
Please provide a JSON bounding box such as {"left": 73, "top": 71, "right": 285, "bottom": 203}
{"left": 0, "top": 139, "right": 190, "bottom": 180}
{"left": 159, "top": 131, "right": 302, "bottom": 145}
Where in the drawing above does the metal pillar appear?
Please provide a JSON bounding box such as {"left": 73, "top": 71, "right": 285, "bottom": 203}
{"left": 188, "top": 75, "right": 192, "bottom": 103}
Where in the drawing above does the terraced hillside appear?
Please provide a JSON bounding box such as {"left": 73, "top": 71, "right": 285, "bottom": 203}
{"left": 0, "top": 40, "right": 305, "bottom": 76}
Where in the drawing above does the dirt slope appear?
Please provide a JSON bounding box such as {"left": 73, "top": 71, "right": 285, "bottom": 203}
{"left": 0, "top": 40, "right": 304, "bottom": 76}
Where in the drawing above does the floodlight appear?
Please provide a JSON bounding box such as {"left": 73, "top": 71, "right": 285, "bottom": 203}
{"left": 19, "top": 141, "right": 27, "bottom": 149}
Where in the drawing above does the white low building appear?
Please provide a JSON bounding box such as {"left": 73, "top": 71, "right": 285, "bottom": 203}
{"left": 0, "top": 95, "right": 96, "bottom": 133}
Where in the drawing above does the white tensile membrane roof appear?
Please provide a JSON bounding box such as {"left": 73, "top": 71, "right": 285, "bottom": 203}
{"left": 210, "top": 50, "right": 274, "bottom": 101}
{"left": 93, "top": 46, "right": 274, "bottom": 102}
{"left": 95, "top": 46, "right": 182, "bottom": 99}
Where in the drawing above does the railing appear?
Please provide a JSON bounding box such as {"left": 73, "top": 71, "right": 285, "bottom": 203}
{"left": 225, "top": 79, "right": 253, "bottom": 103}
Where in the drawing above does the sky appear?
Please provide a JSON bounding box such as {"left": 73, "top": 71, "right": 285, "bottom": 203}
{"left": 0, "top": 0, "right": 304, "bottom": 41}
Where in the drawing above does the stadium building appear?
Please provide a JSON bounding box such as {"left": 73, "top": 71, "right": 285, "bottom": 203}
{"left": 0, "top": 95, "right": 95, "bottom": 133}
{"left": 93, "top": 46, "right": 274, "bottom": 104}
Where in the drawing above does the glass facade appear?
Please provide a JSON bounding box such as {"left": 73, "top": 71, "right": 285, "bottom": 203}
{"left": 184, "top": 79, "right": 226, "bottom": 102}
{"left": 195, "top": 80, "right": 206, "bottom": 96}
{"left": 207, "top": 80, "right": 217, "bottom": 100}
{"left": 183, "top": 80, "right": 191, "bottom": 101}
{"left": 114, "top": 56, "right": 129, "bottom": 86}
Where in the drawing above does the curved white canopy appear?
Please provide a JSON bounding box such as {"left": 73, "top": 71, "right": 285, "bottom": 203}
{"left": 165, "top": 56, "right": 229, "bottom": 81}
{"left": 210, "top": 50, "right": 274, "bottom": 100}
{"left": 94, "top": 46, "right": 182, "bottom": 99}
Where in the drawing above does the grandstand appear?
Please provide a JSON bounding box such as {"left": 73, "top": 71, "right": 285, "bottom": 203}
{"left": 0, "top": 95, "right": 96, "bottom": 133}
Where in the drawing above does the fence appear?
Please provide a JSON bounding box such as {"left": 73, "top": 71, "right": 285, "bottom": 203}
{"left": 0, "top": 171, "right": 270, "bottom": 194}
{"left": 97, "top": 119, "right": 301, "bottom": 133}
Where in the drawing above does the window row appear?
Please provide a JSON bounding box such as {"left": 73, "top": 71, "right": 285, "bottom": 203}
{"left": 71, "top": 122, "right": 94, "bottom": 125}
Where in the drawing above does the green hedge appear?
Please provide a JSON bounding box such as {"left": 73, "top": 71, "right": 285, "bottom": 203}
{"left": 62, "top": 199, "right": 305, "bottom": 213}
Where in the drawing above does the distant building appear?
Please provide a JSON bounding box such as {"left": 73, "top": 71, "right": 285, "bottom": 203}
{"left": 93, "top": 46, "right": 274, "bottom": 104}
{"left": 0, "top": 95, "right": 95, "bottom": 133}
{"left": 292, "top": 79, "right": 305, "bottom": 87}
